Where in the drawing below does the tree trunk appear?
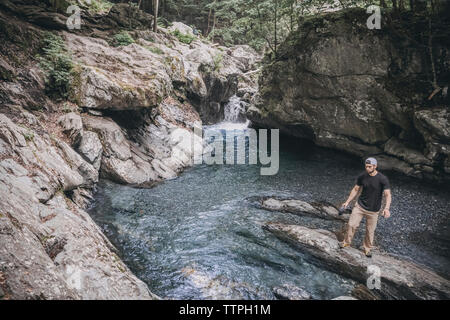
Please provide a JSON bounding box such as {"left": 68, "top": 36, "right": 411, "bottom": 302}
{"left": 392, "top": 0, "right": 398, "bottom": 11}
{"left": 212, "top": 12, "right": 216, "bottom": 35}
{"left": 274, "top": 0, "right": 278, "bottom": 58}
{"left": 207, "top": 7, "right": 213, "bottom": 35}
{"left": 153, "top": 0, "right": 159, "bottom": 32}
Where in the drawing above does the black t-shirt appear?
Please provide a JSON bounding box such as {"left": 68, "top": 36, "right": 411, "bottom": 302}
{"left": 356, "top": 171, "right": 390, "bottom": 212}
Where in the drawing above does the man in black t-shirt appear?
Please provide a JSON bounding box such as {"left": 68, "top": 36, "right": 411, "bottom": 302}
{"left": 339, "top": 157, "right": 392, "bottom": 257}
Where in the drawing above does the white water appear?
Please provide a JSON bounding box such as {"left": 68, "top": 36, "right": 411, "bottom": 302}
{"left": 223, "top": 95, "right": 248, "bottom": 123}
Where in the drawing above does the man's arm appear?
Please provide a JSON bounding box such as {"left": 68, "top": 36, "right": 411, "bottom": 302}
{"left": 343, "top": 185, "right": 360, "bottom": 207}
{"left": 383, "top": 189, "right": 392, "bottom": 218}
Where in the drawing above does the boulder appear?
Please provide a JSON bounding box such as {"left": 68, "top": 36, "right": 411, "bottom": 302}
{"left": 81, "top": 97, "right": 202, "bottom": 186}
{"left": 351, "top": 284, "right": 380, "bottom": 300}
{"left": 263, "top": 222, "right": 450, "bottom": 300}
{"left": 375, "top": 154, "right": 418, "bottom": 177}
{"left": 227, "top": 45, "right": 260, "bottom": 72}
{"left": 0, "top": 57, "right": 15, "bottom": 81}
{"left": 383, "top": 137, "right": 431, "bottom": 166}
{"left": 272, "top": 284, "right": 312, "bottom": 300}
{"left": 77, "top": 131, "right": 103, "bottom": 171}
{"left": 66, "top": 33, "right": 173, "bottom": 110}
{"left": 168, "top": 22, "right": 195, "bottom": 36}
{"left": 64, "top": 26, "right": 259, "bottom": 124}
{"left": 414, "top": 108, "right": 450, "bottom": 143}
{"left": 58, "top": 112, "right": 84, "bottom": 146}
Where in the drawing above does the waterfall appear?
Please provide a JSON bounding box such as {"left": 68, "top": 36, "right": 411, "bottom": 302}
{"left": 224, "top": 95, "right": 247, "bottom": 123}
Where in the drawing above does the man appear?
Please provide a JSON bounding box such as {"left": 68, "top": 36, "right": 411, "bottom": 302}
{"left": 339, "top": 157, "right": 392, "bottom": 257}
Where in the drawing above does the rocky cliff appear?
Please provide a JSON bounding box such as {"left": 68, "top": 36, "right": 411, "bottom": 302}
{"left": 248, "top": 8, "right": 450, "bottom": 182}
{"left": 0, "top": 1, "right": 259, "bottom": 299}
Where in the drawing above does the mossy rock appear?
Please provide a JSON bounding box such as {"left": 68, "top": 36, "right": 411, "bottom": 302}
{"left": 0, "top": 59, "right": 16, "bottom": 81}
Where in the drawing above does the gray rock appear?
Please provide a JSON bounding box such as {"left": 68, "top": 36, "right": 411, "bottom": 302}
{"left": 168, "top": 22, "right": 195, "bottom": 36}
{"left": 273, "top": 284, "right": 312, "bottom": 300}
{"left": 351, "top": 284, "right": 380, "bottom": 300}
{"left": 58, "top": 113, "right": 84, "bottom": 146}
{"left": 375, "top": 155, "right": 419, "bottom": 177}
{"left": 0, "top": 56, "right": 15, "bottom": 81}
{"left": 263, "top": 222, "right": 450, "bottom": 300}
{"left": 258, "top": 197, "right": 349, "bottom": 221}
{"left": 55, "top": 139, "right": 98, "bottom": 188}
{"left": 81, "top": 99, "right": 202, "bottom": 186}
{"left": 384, "top": 137, "right": 431, "bottom": 165}
{"left": 227, "top": 45, "right": 260, "bottom": 72}
{"left": 77, "top": 131, "right": 103, "bottom": 171}
{"left": 70, "top": 187, "right": 94, "bottom": 209}
{"left": 414, "top": 108, "right": 450, "bottom": 142}
{"left": 0, "top": 111, "right": 156, "bottom": 300}
{"left": 65, "top": 33, "right": 173, "bottom": 111}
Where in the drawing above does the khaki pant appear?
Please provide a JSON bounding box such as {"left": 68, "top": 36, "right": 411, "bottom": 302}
{"left": 343, "top": 203, "right": 379, "bottom": 252}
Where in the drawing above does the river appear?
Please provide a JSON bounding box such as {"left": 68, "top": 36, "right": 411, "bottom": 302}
{"left": 88, "top": 100, "right": 450, "bottom": 300}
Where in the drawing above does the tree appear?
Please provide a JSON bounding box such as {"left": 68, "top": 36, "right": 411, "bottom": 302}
{"left": 153, "top": 0, "right": 159, "bottom": 32}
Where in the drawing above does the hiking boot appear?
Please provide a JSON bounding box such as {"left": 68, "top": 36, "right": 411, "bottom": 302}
{"left": 364, "top": 250, "right": 372, "bottom": 258}
{"left": 339, "top": 242, "right": 350, "bottom": 249}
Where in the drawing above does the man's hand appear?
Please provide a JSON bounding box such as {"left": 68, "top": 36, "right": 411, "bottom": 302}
{"left": 383, "top": 189, "right": 392, "bottom": 219}
{"left": 342, "top": 185, "right": 360, "bottom": 210}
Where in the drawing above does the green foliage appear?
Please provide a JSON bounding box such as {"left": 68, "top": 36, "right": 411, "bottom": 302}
{"left": 23, "top": 130, "right": 35, "bottom": 141}
{"left": 38, "top": 32, "right": 74, "bottom": 98}
{"left": 171, "top": 30, "right": 196, "bottom": 44}
{"left": 158, "top": 16, "right": 174, "bottom": 28}
{"left": 164, "top": 0, "right": 448, "bottom": 57}
{"left": 112, "top": 31, "right": 135, "bottom": 47}
{"left": 89, "top": 0, "right": 113, "bottom": 14}
{"left": 64, "top": 0, "right": 113, "bottom": 14}
{"left": 144, "top": 45, "right": 164, "bottom": 55}
{"left": 213, "top": 52, "right": 223, "bottom": 71}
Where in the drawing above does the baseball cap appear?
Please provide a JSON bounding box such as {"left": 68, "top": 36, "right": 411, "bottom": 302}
{"left": 365, "top": 157, "right": 377, "bottom": 166}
